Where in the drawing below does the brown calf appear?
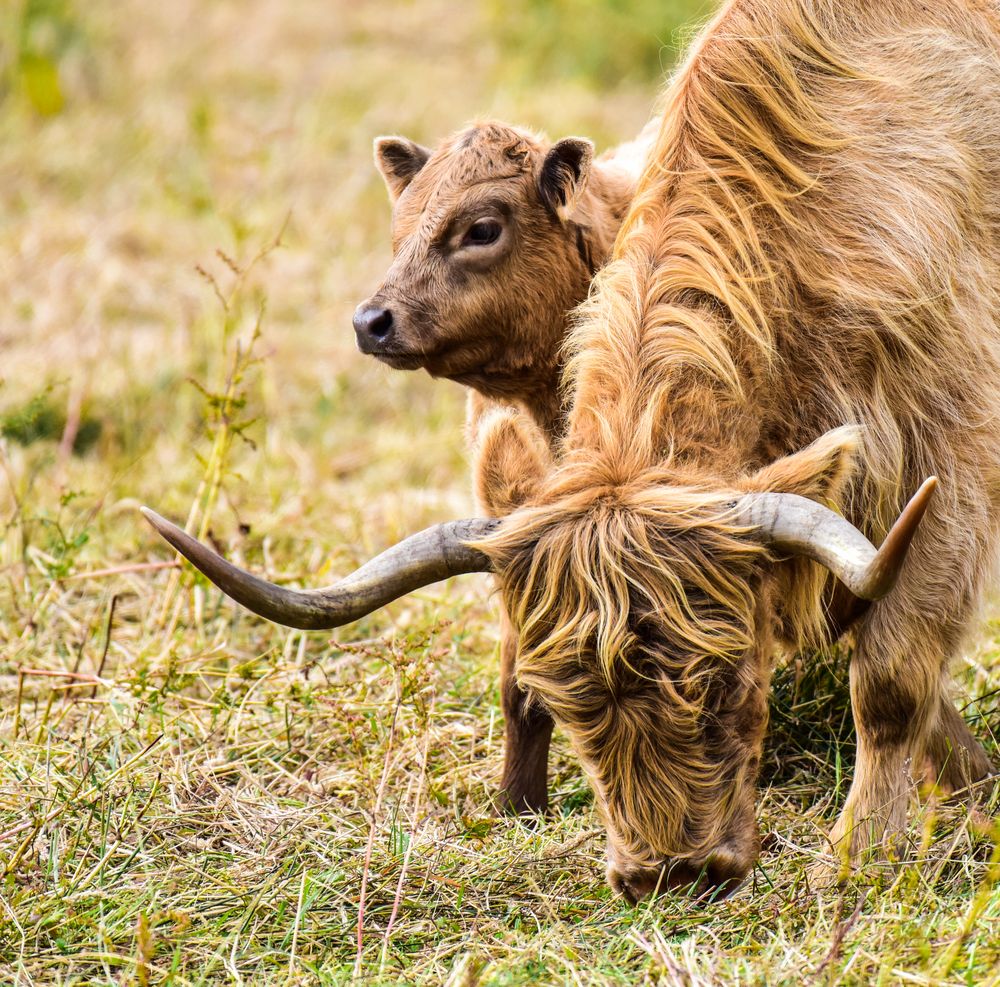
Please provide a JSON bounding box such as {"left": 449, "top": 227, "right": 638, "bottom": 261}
{"left": 355, "top": 120, "right": 651, "bottom": 434}
{"left": 144, "top": 0, "right": 1000, "bottom": 903}
{"left": 355, "top": 119, "right": 653, "bottom": 812}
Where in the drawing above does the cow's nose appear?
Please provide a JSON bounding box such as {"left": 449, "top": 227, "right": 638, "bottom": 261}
{"left": 609, "top": 854, "right": 748, "bottom": 905}
{"left": 353, "top": 304, "right": 394, "bottom": 351}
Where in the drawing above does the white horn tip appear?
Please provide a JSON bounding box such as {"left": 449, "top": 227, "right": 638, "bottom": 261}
{"left": 139, "top": 506, "right": 169, "bottom": 531}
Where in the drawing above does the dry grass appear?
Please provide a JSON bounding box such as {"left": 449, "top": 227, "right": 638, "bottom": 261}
{"left": 1, "top": 0, "right": 999, "bottom": 983}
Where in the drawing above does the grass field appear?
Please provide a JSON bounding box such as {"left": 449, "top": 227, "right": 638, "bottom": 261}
{"left": 2, "top": 0, "right": 999, "bottom": 983}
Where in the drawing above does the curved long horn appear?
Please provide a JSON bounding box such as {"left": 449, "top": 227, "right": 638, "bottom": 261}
{"left": 140, "top": 508, "right": 497, "bottom": 630}
{"left": 738, "top": 476, "right": 937, "bottom": 600}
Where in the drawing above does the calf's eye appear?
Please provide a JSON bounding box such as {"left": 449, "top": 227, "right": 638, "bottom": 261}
{"left": 463, "top": 219, "right": 502, "bottom": 247}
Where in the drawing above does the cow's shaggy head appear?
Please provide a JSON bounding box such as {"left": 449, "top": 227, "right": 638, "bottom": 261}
{"left": 471, "top": 412, "right": 869, "bottom": 900}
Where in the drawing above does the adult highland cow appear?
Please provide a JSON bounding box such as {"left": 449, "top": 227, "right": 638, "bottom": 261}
{"left": 145, "top": 0, "right": 1000, "bottom": 901}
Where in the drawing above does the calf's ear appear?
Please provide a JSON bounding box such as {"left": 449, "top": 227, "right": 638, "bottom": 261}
{"left": 743, "top": 425, "right": 860, "bottom": 505}
{"left": 374, "top": 136, "right": 431, "bottom": 201}
{"left": 538, "top": 137, "right": 594, "bottom": 220}
{"left": 473, "top": 408, "right": 551, "bottom": 517}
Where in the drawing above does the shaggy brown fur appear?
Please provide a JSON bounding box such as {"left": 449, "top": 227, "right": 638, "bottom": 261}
{"left": 359, "top": 119, "right": 654, "bottom": 813}
{"left": 474, "top": 0, "right": 1000, "bottom": 900}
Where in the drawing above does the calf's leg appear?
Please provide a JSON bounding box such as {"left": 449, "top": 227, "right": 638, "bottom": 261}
{"left": 496, "top": 606, "right": 553, "bottom": 815}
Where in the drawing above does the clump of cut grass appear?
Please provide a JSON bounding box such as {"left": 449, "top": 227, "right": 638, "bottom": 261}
{"left": 2, "top": 0, "right": 998, "bottom": 984}
{"left": 765, "top": 646, "right": 855, "bottom": 794}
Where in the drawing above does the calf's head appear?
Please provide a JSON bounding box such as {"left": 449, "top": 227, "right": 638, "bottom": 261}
{"left": 354, "top": 123, "right": 604, "bottom": 392}
{"left": 142, "top": 422, "right": 935, "bottom": 904}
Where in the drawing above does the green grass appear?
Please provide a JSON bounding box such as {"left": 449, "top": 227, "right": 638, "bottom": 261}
{"left": 484, "top": 0, "right": 714, "bottom": 87}
{"left": 1, "top": 0, "right": 999, "bottom": 983}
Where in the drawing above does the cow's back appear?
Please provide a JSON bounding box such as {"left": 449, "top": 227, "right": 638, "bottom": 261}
{"left": 780, "top": 0, "right": 1000, "bottom": 525}
{"left": 563, "top": 0, "right": 1000, "bottom": 538}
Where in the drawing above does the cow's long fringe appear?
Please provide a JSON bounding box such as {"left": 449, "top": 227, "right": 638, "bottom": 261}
{"left": 483, "top": 471, "right": 768, "bottom": 859}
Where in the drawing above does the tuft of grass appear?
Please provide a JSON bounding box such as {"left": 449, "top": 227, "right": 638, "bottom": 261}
{"left": 1, "top": 391, "right": 66, "bottom": 447}
{"left": 1, "top": 1, "right": 999, "bottom": 984}
{"left": 1, "top": 388, "right": 102, "bottom": 456}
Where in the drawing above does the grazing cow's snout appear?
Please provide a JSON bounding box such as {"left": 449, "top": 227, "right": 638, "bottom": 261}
{"left": 609, "top": 849, "right": 751, "bottom": 905}
{"left": 353, "top": 303, "right": 394, "bottom": 351}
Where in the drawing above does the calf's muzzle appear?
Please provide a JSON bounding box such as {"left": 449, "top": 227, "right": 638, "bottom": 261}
{"left": 353, "top": 302, "right": 395, "bottom": 353}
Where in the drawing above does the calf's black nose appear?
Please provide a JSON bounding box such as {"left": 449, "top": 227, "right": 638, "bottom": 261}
{"left": 353, "top": 304, "right": 394, "bottom": 351}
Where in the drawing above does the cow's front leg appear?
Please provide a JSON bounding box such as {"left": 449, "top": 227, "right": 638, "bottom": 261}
{"left": 924, "top": 693, "right": 995, "bottom": 797}
{"left": 827, "top": 619, "right": 942, "bottom": 868}
{"left": 496, "top": 607, "right": 553, "bottom": 815}
{"left": 825, "top": 489, "right": 1000, "bottom": 874}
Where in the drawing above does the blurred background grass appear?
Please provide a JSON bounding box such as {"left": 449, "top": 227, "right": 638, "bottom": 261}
{"left": 1, "top": 1, "right": 998, "bottom": 984}
{"left": 0, "top": 0, "right": 709, "bottom": 526}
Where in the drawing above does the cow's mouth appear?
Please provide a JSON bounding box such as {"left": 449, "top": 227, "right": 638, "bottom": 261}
{"left": 609, "top": 857, "right": 749, "bottom": 906}
{"left": 372, "top": 351, "right": 426, "bottom": 371}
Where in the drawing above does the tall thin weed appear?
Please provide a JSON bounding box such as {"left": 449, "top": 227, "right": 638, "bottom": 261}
{"left": 154, "top": 229, "right": 286, "bottom": 637}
